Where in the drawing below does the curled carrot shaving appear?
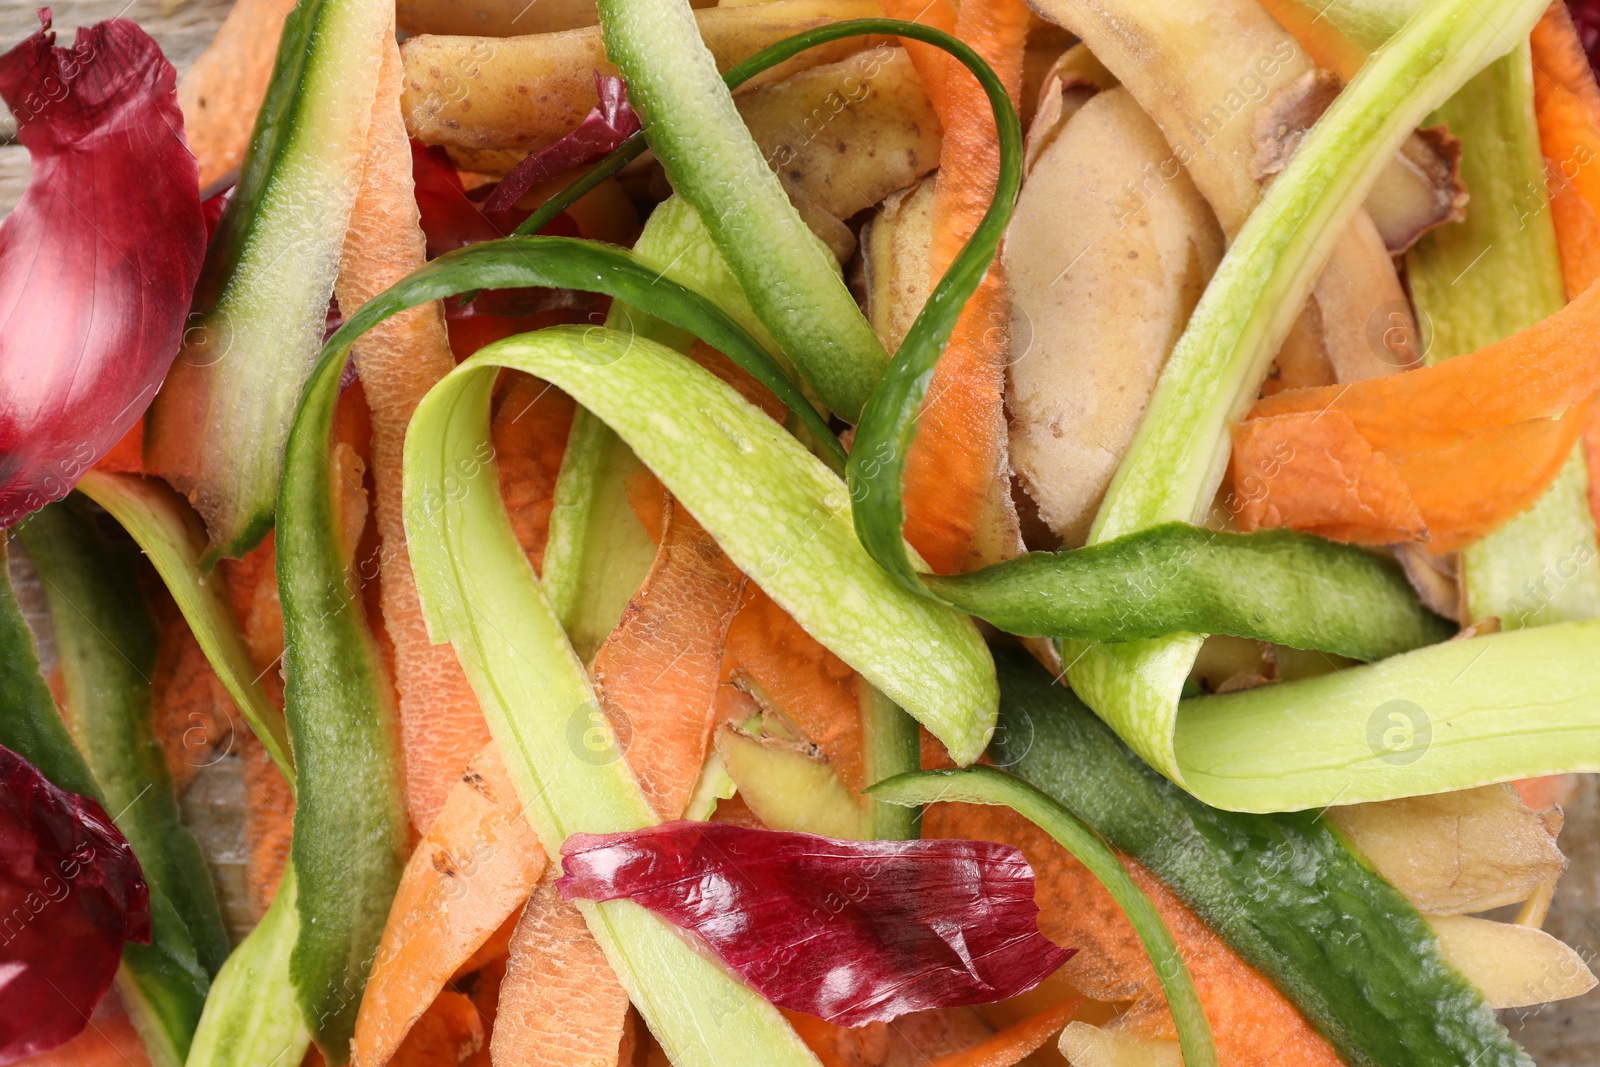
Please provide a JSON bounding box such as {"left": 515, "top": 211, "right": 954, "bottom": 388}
{"left": 490, "top": 879, "right": 631, "bottom": 1067}
{"left": 1533, "top": 0, "right": 1600, "bottom": 296}
{"left": 924, "top": 802, "right": 1343, "bottom": 1067}
{"left": 336, "top": 36, "right": 494, "bottom": 833}
{"left": 353, "top": 743, "right": 543, "bottom": 1067}
{"left": 882, "top": 0, "right": 1027, "bottom": 573}
{"left": 591, "top": 494, "right": 746, "bottom": 819}
{"left": 1230, "top": 279, "right": 1600, "bottom": 550}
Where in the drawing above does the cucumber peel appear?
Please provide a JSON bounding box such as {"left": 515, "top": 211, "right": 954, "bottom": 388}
{"left": 277, "top": 291, "right": 408, "bottom": 1058}
{"left": 990, "top": 646, "right": 1531, "bottom": 1067}
{"left": 927, "top": 524, "right": 1452, "bottom": 659}
{"left": 1176, "top": 618, "right": 1600, "bottom": 810}
{"left": 870, "top": 766, "right": 1217, "bottom": 1067}
{"left": 185, "top": 863, "right": 312, "bottom": 1067}
{"left": 597, "top": 0, "right": 888, "bottom": 419}
{"left": 76, "top": 470, "right": 295, "bottom": 785}
{"left": 145, "top": 0, "right": 393, "bottom": 564}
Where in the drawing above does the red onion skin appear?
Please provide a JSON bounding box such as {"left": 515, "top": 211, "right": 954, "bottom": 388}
{"left": 0, "top": 13, "right": 204, "bottom": 528}
{"left": 558, "top": 821, "right": 1071, "bottom": 1027}
{"left": 482, "top": 71, "right": 641, "bottom": 214}
{"left": 0, "top": 744, "right": 150, "bottom": 1063}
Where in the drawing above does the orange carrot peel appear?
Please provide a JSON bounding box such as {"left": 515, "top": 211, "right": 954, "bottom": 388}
{"left": 923, "top": 997, "right": 1080, "bottom": 1067}
{"left": 352, "top": 742, "right": 543, "bottom": 1067}
{"left": 882, "top": 0, "right": 1028, "bottom": 573}
{"left": 1231, "top": 264, "right": 1600, "bottom": 549}
{"left": 332, "top": 37, "right": 493, "bottom": 833}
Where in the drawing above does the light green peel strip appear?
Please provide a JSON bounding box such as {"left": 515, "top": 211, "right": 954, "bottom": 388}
{"left": 76, "top": 470, "right": 295, "bottom": 785}
{"left": 1065, "top": 0, "right": 1552, "bottom": 791}
{"left": 185, "top": 865, "right": 311, "bottom": 1067}
{"left": 402, "top": 341, "right": 820, "bottom": 1067}
{"left": 1408, "top": 46, "right": 1600, "bottom": 627}
{"left": 414, "top": 327, "right": 995, "bottom": 764}
{"left": 596, "top": 0, "right": 888, "bottom": 418}
{"left": 871, "top": 767, "right": 1217, "bottom": 1067}
{"left": 1176, "top": 619, "right": 1600, "bottom": 811}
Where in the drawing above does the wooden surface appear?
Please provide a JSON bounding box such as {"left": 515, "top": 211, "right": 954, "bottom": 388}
{"left": 1, "top": 0, "right": 1597, "bottom": 1060}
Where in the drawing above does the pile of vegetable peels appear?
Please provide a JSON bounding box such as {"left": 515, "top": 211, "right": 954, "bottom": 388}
{"left": 3, "top": 0, "right": 1600, "bottom": 1064}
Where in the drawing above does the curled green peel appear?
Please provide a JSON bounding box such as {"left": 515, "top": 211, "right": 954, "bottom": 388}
{"left": 413, "top": 325, "right": 996, "bottom": 762}
{"left": 1177, "top": 619, "right": 1600, "bottom": 811}
{"left": 401, "top": 336, "right": 821, "bottom": 1067}
{"left": 870, "top": 767, "right": 1217, "bottom": 1067}
{"left": 76, "top": 470, "right": 295, "bottom": 786}
{"left": 927, "top": 524, "right": 1451, "bottom": 659}
{"left": 278, "top": 297, "right": 409, "bottom": 1058}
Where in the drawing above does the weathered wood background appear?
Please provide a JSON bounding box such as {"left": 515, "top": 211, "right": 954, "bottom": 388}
{"left": 1, "top": 0, "right": 1597, "bottom": 1059}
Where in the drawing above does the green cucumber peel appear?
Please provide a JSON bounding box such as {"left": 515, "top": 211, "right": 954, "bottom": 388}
{"left": 1056, "top": 0, "right": 1551, "bottom": 789}
{"left": 0, "top": 546, "right": 207, "bottom": 1067}
{"left": 1407, "top": 47, "right": 1600, "bottom": 627}
{"left": 597, "top": 0, "right": 889, "bottom": 419}
{"left": 186, "top": 863, "right": 312, "bottom": 1067}
{"left": 1176, "top": 618, "right": 1600, "bottom": 810}
{"left": 857, "top": 684, "right": 920, "bottom": 840}
{"left": 989, "top": 645, "right": 1530, "bottom": 1067}
{"left": 405, "top": 324, "right": 995, "bottom": 761}
{"left": 870, "top": 765, "right": 1217, "bottom": 1067}
{"left": 927, "top": 524, "right": 1451, "bottom": 659}
{"left": 0, "top": 540, "right": 100, "bottom": 800}
{"left": 400, "top": 350, "right": 822, "bottom": 1067}
{"left": 18, "top": 501, "right": 232, "bottom": 979}
{"left": 75, "top": 471, "right": 295, "bottom": 786}
{"left": 278, "top": 299, "right": 408, "bottom": 1060}
{"left": 542, "top": 406, "right": 660, "bottom": 662}
{"left": 146, "top": 0, "right": 391, "bottom": 564}
{"left": 310, "top": 231, "right": 996, "bottom": 760}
